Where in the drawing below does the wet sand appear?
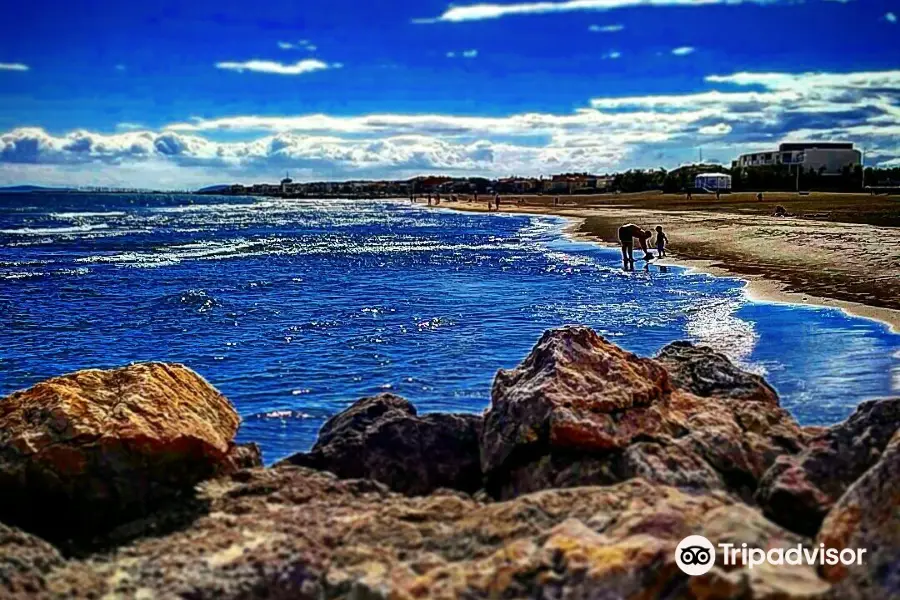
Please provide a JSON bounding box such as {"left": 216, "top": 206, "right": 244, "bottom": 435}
{"left": 424, "top": 192, "right": 900, "bottom": 332}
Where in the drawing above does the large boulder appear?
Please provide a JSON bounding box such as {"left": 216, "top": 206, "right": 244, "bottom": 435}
{"left": 817, "top": 430, "right": 900, "bottom": 599}
{"left": 0, "top": 362, "right": 254, "bottom": 541}
{"left": 756, "top": 398, "right": 900, "bottom": 537}
{"left": 276, "top": 394, "right": 482, "bottom": 495}
{"left": 481, "top": 327, "right": 805, "bottom": 499}
{"left": 40, "top": 467, "right": 830, "bottom": 599}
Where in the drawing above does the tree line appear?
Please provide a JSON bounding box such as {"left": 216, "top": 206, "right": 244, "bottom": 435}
{"left": 608, "top": 165, "right": 900, "bottom": 193}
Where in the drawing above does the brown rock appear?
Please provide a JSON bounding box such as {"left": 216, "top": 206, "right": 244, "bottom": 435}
{"left": 656, "top": 341, "right": 778, "bottom": 403}
{"left": 757, "top": 398, "right": 900, "bottom": 537}
{"left": 0, "top": 362, "right": 242, "bottom": 541}
{"left": 276, "top": 394, "right": 482, "bottom": 495}
{"left": 481, "top": 326, "right": 805, "bottom": 499}
{"left": 0, "top": 524, "right": 64, "bottom": 599}
{"left": 483, "top": 327, "right": 670, "bottom": 473}
{"left": 817, "top": 430, "right": 900, "bottom": 599}
{"left": 41, "top": 467, "right": 829, "bottom": 599}
{"left": 218, "top": 442, "right": 264, "bottom": 474}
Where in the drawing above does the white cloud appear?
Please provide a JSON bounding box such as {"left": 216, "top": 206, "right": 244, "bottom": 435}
{"left": 698, "top": 123, "right": 732, "bottom": 135}
{"left": 419, "top": 0, "right": 784, "bottom": 23}
{"left": 589, "top": 24, "right": 624, "bottom": 32}
{"left": 671, "top": 46, "right": 695, "bottom": 56}
{"left": 215, "top": 59, "right": 333, "bottom": 75}
{"left": 885, "top": 12, "right": 897, "bottom": 23}
{"left": 604, "top": 51, "right": 622, "bottom": 59}
{"left": 0, "top": 63, "right": 29, "bottom": 72}
{"left": 278, "top": 40, "right": 317, "bottom": 51}
{"left": 447, "top": 49, "right": 479, "bottom": 59}
{"left": 4, "top": 69, "right": 900, "bottom": 185}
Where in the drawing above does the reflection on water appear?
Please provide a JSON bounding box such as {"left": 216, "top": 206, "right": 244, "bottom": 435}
{"left": 1, "top": 194, "right": 898, "bottom": 462}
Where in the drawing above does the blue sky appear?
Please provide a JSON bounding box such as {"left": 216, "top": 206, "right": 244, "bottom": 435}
{"left": 1, "top": 0, "right": 898, "bottom": 188}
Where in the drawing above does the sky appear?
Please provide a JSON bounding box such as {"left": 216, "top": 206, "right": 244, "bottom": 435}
{"left": 0, "top": 0, "right": 898, "bottom": 188}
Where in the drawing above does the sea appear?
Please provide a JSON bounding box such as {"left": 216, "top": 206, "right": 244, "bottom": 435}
{"left": 1, "top": 193, "right": 898, "bottom": 463}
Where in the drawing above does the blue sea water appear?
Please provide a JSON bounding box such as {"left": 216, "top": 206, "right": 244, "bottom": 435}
{"left": 1, "top": 193, "right": 898, "bottom": 463}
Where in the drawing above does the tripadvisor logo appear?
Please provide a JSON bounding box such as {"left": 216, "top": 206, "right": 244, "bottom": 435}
{"left": 676, "top": 535, "right": 716, "bottom": 576}
{"left": 675, "top": 535, "right": 867, "bottom": 576}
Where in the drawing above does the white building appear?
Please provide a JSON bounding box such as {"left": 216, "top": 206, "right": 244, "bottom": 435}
{"left": 733, "top": 143, "right": 861, "bottom": 174}
{"left": 695, "top": 173, "right": 732, "bottom": 190}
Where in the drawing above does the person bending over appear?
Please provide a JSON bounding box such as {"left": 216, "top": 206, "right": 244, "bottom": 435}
{"left": 617, "top": 223, "right": 653, "bottom": 271}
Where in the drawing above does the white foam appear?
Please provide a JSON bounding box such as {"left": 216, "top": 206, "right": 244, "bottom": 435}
{"left": 49, "top": 211, "right": 126, "bottom": 218}
{"left": 0, "top": 224, "right": 109, "bottom": 235}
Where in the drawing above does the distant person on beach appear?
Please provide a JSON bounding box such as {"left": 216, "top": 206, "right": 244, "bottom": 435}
{"left": 686, "top": 190, "right": 692, "bottom": 200}
{"left": 655, "top": 226, "right": 668, "bottom": 258}
{"left": 495, "top": 194, "right": 501, "bottom": 210}
{"left": 757, "top": 192, "right": 764, "bottom": 201}
{"left": 617, "top": 223, "right": 653, "bottom": 271}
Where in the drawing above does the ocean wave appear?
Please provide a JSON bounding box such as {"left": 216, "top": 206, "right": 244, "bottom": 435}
{"left": 69, "top": 235, "right": 517, "bottom": 268}
{"left": 0, "top": 259, "right": 52, "bottom": 267}
{"left": 49, "top": 211, "right": 127, "bottom": 219}
{"left": 0, "top": 224, "right": 110, "bottom": 235}
{"left": 0, "top": 270, "right": 46, "bottom": 280}
{"left": 0, "top": 266, "right": 89, "bottom": 280}
{"left": 168, "top": 289, "right": 221, "bottom": 313}
{"left": 246, "top": 409, "right": 314, "bottom": 420}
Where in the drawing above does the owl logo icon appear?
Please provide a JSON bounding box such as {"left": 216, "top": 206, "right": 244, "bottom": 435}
{"left": 675, "top": 535, "right": 716, "bottom": 576}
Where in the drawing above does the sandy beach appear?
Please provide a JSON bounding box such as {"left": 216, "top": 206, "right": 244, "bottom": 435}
{"left": 425, "top": 191, "right": 900, "bottom": 332}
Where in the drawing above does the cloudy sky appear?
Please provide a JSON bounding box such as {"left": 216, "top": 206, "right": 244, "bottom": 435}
{"left": 1, "top": 0, "right": 898, "bottom": 188}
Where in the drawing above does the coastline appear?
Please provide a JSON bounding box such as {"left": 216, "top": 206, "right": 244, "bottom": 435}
{"left": 428, "top": 199, "right": 900, "bottom": 334}
{"left": 562, "top": 215, "right": 900, "bottom": 334}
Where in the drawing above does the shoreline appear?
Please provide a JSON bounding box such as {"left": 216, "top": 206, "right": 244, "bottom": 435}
{"left": 428, "top": 200, "right": 900, "bottom": 334}
{"left": 561, "top": 215, "right": 900, "bottom": 334}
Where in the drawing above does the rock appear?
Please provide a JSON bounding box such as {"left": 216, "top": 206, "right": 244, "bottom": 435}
{"left": 481, "top": 326, "right": 805, "bottom": 499}
{"left": 817, "top": 430, "right": 900, "bottom": 599}
{"left": 218, "top": 442, "right": 264, "bottom": 474}
{"left": 41, "top": 467, "right": 830, "bottom": 599}
{"left": 0, "top": 362, "right": 242, "bottom": 541}
{"left": 757, "top": 398, "right": 900, "bottom": 537}
{"left": 0, "top": 524, "right": 64, "bottom": 599}
{"left": 276, "top": 394, "right": 482, "bottom": 495}
{"left": 656, "top": 341, "right": 778, "bottom": 403}
{"left": 482, "top": 327, "right": 670, "bottom": 480}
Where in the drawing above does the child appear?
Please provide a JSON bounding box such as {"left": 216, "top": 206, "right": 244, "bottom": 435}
{"left": 655, "top": 226, "right": 669, "bottom": 258}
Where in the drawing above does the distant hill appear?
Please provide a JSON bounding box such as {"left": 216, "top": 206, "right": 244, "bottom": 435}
{"left": 0, "top": 185, "right": 73, "bottom": 193}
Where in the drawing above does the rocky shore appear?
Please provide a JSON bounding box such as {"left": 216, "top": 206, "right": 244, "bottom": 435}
{"left": 1, "top": 327, "right": 897, "bottom": 599}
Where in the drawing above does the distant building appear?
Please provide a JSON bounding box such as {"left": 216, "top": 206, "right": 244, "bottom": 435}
{"left": 543, "top": 173, "right": 610, "bottom": 194}
{"left": 280, "top": 175, "right": 293, "bottom": 195}
{"left": 694, "top": 173, "right": 732, "bottom": 190}
{"left": 733, "top": 143, "right": 861, "bottom": 174}
{"left": 497, "top": 177, "right": 541, "bottom": 193}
